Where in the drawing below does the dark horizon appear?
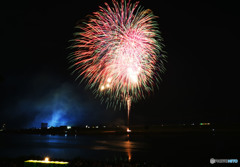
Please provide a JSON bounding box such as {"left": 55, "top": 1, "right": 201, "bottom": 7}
{"left": 0, "top": 0, "right": 239, "bottom": 129}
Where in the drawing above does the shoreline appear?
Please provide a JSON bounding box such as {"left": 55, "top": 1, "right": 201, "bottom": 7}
{"left": 2, "top": 124, "right": 240, "bottom": 136}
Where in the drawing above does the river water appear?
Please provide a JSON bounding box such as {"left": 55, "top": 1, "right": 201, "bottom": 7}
{"left": 0, "top": 132, "right": 240, "bottom": 165}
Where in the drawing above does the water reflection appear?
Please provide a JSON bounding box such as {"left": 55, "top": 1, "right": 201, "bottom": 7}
{"left": 38, "top": 134, "right": 138, "bottom": 162}
{"left": 125, "top": 139, "right": 132, "bottom": 161}
{"left": 94, "top": 134, "right": 135, "bottom": 161}
{"left": 0, "top": 133, "right": 146, "bottom": 161}
{"left": 3, "top": 133, "right": 236, "bottom": 163}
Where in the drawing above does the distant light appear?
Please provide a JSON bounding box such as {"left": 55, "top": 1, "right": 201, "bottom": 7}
{"left": 96, "top": 126, "right": 99, "bottom": 128}
{"left": 100, "top": 85, "right": 105, "bottom": 90}
{"left": 200, "top": 123, "right": 210, "bottom": 126}
{"left": 127, "top": 128, "right": 131, "bottom": 133}
{"left": 85, "top": 125, "right": 91, "bottom": 128}
{"left": 67, "top": 126, "right": 71, "bottom": 129}
{"left": 44, "top": 157, "right": 49, "bottom": 162}
{"left": 103, "top": 126, "right": 106, "bottom": 128}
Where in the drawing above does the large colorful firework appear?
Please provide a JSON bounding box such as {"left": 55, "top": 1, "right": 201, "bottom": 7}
{"left": 69, "top": 0, "right": 166, "bottom": 110}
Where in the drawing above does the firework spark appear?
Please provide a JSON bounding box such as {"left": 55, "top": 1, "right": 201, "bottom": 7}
{"left": 69, "top": 0, "right": 166, "bottom": 110}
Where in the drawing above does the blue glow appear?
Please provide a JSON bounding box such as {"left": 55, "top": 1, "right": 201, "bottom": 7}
{"left": 2, "top": 76, "right": 111, "bottom": 129}
{"left": 28, "top": 83, "right": 85, "bottom": 128}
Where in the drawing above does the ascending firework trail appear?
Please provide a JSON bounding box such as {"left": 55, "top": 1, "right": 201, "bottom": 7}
{"left": 69, "top": 0, "right": 166, "bottom": 132}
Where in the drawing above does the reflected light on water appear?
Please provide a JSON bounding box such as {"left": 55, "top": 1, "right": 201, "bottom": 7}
{"left": 93, "top": 134, "right": 135, "bottom": 161}
{"left": 125, "top": 140, "right": 132, "bottom": 161}
{"left": 124, "top": 134, "right": 132, "bottom": 161}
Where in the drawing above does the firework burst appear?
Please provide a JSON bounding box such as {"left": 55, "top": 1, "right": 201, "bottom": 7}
{"left": 69, "top": 0, "right": 166, "bottom": 110}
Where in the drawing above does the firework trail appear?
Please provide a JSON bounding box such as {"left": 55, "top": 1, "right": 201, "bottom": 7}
{"left": 69, "top": 0, "right": 166, "bottom": 111}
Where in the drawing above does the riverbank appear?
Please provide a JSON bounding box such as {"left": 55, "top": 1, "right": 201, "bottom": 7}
{"left": 2, "top": 123, "right": 240, "bottom": 136}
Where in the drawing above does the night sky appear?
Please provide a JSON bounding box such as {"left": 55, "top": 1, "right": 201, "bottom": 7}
{"left": 0, "top": 1, "right": 239, "bottom": 129}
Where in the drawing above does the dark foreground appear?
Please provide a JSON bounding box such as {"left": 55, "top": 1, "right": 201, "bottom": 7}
{"left": 0, "top": 156, "right": 170, "bottom": 167}
{"left": 0, "top": 156, "right": 221, "bottom": 167}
